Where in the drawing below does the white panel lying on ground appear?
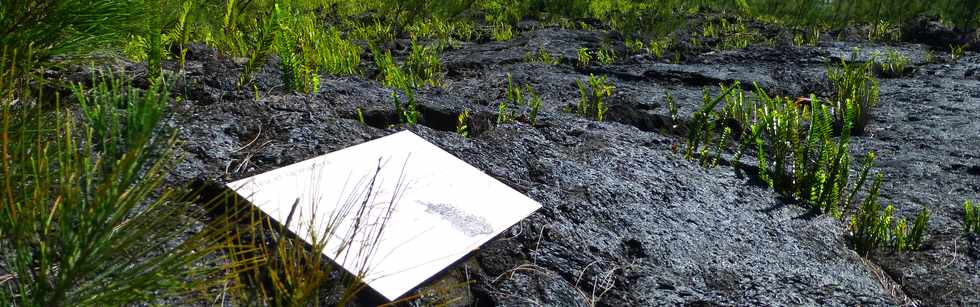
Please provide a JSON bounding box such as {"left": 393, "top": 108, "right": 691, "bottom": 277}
{"left": 227, "top": 130, "right": 541, "bottom": 301}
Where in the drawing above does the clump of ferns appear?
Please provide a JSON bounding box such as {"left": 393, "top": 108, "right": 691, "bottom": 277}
{"left": 524, "top": 48, "right": 560, "bottom": 65}
{"left": 827, "top": 57, "right": 879, "bottom": 135}
{"left": 575, "top": 74, "right": 613, "bottom": 122}
{"left": 371, "top": 47, "right": 411, "bottom": 90}
{"left": 456, "top": 109, "right": 471, "bottom": 138}
{"left": 596, "top": 45, "right": 617, "bottom": 65}
{"left": 391, "top": 90, "right": 420, "bottom": 126}
{"left": 371, "top": 40, "right": 443, "bottom": 90}
{"left": 686, "top": 82, "right": 931, "bottom": 253}
{"left": 950, "top": 44, "right": 967, "bottom": 60}
{"left": 872, "top": 50, "right": 911, "bottom": 78}
{"left": 867, "top": 20, "right": 901, "bottom": 42}
{"left": 405, "top": 16, "right": 475, "bottom": 50}
{"left": 964, "top": 200, "right": 980, "bottom": 236}
{"left": 255, "top": 4, "right": 366, "bottom": 94}
{"left": 497, "top": 73, "right": 542, "bottom": 126}
{"left": 576, "top": 48, "right": 592, "bottom": 68}
{"left": 686, "top": 82, "right": 875, "bottom": 218}
{"left": 405, "top": 38, "right": 444, "bottom": 88}
{"left": 849, "top": 176, "right": 931, "bottom": 255}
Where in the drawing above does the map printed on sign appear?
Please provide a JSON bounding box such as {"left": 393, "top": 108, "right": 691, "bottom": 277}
{"left": 227, "top": 131, "right": 542, "bottom": 301}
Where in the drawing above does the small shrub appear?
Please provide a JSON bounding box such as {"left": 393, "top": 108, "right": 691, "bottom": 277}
{"left": 1, "top": 72, "right": 236, "bottom": 305}
{"left": 965, "top": 200, "right": 980, "bottom": 235}
{"left": 575, "top": 74, "right": 613, "bottom": 121}
{"left": 0, "top": 0, "right": 143, "bottom": 73}
{"left": 686, "top": 82, "right": 876, "bottom": 218}
{"left": 237, "top": 10, "right": 277, "bottom": 89}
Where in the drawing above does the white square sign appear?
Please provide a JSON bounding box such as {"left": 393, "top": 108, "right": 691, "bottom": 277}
{"left": 227, "top": 131, "right": 541, "bottom": 300}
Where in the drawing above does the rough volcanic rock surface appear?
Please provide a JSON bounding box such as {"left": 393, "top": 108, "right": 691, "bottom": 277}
{"left": 169, "top": 26, "right": 979, "bottom": 305}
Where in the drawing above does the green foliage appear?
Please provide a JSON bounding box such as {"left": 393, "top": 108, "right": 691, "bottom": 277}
{"left": 721, "top": 0, "right": 979, "bottom": 30}
{"left": 507, "top": 73, "right": 525, "bottom": 106}
{"left": 575, "top": 74, "right": 613, "bottom": 121}
{"left": 392, "top": 91, "right": 420, "bottom": 125}
{"left": 524, "top": 48, "right": 561, "bottom": 65}
{"left": 849, "top": 177, "right": 931, "bottom": 254}
{"left": 373, "top": 48, "right": 411, "bottom": 90}
{"left": 0, "top": 0, "right": 143, "bottom": 72}
{"left": 965, "top": 200, "right": 980, "bottom": 235}
{"left": 625, "top": 38, "right": 646, "bottom": 54}
{"left": 665, "top": 91, "right": 679, "bottom": 130}
{"left": 701, "top": 17, "right": 763, "bottom": 50}
{"left": 683, "top": 86, "right": 735, "bottom": 162}
{"left": 648, "top": 36, "right": 673, "bottom": 60}
{"left": 405, "top": 39, "right": 444, "bottom": 88}
{"left": 237, "top": 8, "right": 278, "bottom": 89}
{"left": 73, "top": 74, "right": 167, "bottom": 157}
{"left": 406, "top": 17, "right": 476, "bottom": 49}
{"left": 950, "top": 44, "right": 967, "bottom": 60}
{"left": 792, "top": 26, "right": 822, "bottom": 47}
{"left": 577, "top": 48, "right": 593, "bottom": 68}
{"left": 528, "top": 85, "right": 543, "bottom": 125}
{"left": 0, "top": 71, "right": 234, "bottom": 305}
{"left": 682, "top": 80, "right": 931, "bottom": 255}
{"left": 304, "top": 26, "right": 362, "bottom": 77}
{"left": 497, "top": 100, "right": 514, "bottom": 124}
{"left": 146, "top": 0, "right": 164, "bottom": 80}
{"left": 356, "top": 107, "right": 366, "bottom": 125}
{"left": 874, "top": 50, "right": 911, "bottom": 77}
{"left": 491, "top": 23, "right": 515, "bottom": 41}
{"left": 596, "top": 46, "right": 616, "bottom": 65}
{"left": 348, "top": 19, "right": 395, "bottom": 46}
{"left": 828, "top": 56, "right": 879, "bottom": 134}
{"left": 687, "top": 82, "right": 873, "bottom": 218}
{"left": 456, "top": 109, "right": 471, "bottom": 137}
{"left": 868, "top": 20, "right": 900, "bottom": 42}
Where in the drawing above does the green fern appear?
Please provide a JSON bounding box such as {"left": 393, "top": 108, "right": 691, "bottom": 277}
{"left": 456, "top": 109, "right": 471, "bottom": 137}
{"left": 965, "top": 200, "right": 980, "bottom": 235}
{"left": 528, "top": 85, "right": 542, "bottom": 125}
{"left": 574, "top": 74, "right": 613, "bottom": 122}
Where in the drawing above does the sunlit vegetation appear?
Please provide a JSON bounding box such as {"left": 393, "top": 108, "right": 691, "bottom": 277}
{"left": 457, "top": 109, "right": 472, "bottom": 137}
{"left": 3, "top": 0, "right": 977, "bottom": 303}
{"left": 575, "top": 74, "right": 613, "bottom": 122}
{"left": 965, "top": 200, "right": 980, "bottom": 235}
{"left": 828, "top": 52, "right": 880, "bottom": 134}
{"left": 682, "top": 81, "right": 930, "bottom": 254}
